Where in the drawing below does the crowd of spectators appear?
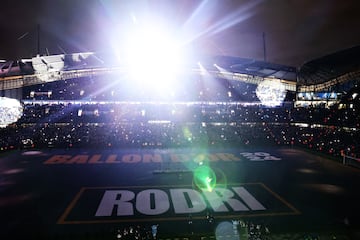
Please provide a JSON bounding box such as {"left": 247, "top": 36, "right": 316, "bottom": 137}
{"left": 111, "top": 219, "right": 272, "bottom": 240}
{"left": 0, "top": 100, "right": 359, "bottom": 159}
{"left": 1, "top": 76, "right": 359, "bottom": 159}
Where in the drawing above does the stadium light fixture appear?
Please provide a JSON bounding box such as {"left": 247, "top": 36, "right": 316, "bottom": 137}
{"left": 256, "top": 79, "right": 287, "bottom": 107}
{"left": 122, "top": 23, "right": 186, "bottom": 93}
{"left": 0, "top": 97, "right": 23, "bottom": 128}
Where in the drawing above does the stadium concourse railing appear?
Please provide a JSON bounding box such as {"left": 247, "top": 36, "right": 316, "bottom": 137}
{"left": 0, "top": 66, "right": 297, "bottom": 92}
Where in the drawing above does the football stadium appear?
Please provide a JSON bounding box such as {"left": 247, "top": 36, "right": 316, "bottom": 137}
{"left": 1, "top": 4, "right": 360, "bottom": 240}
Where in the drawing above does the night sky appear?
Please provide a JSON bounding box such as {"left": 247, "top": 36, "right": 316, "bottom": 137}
{"left": 1, "top": 0, "right": 360, "bottom": 67}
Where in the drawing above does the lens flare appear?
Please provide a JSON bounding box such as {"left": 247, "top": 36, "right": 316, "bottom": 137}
{"left": 182, "top": 127, "right": 193, "bottom": 142}
{"left": 212, "top": 167, "right": 227, "bottom": 189}
{"left": 193, "top": 165, "right": 217, "bottom": 192}
{"left": 215, "top": 221, "right": 240, "bottom": 240}
{"left": 193, "top": 153, "right": 207, "bottom": 165}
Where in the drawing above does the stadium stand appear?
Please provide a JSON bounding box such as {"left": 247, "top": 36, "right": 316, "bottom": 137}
{"left": 1, "top": 101, "right": 359, "bottom": 157}
{"left": 0, "top": 48, "right": 359, "bottom": 158}
{"left": 1, "top": 48, "right": 360, "bottom": 239}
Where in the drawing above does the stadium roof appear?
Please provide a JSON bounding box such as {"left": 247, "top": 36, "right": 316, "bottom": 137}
{"left": 210, "top": 56, "right": 297, "bottom": 82}
{"left": 5, "top": 47, "right": 360, "bottom": 93}
{"left": 298, "top": 45, "right": 360, "bottom": 85}
{"left": 0, "top": 53, "right": 298, "bottom": 81}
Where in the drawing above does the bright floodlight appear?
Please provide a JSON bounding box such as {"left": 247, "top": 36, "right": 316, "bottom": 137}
{"left": 256, "top": 79, "right": 287, "bottom": 107}
{"left": 123, "top": 24, "right": 184, "bottom": 92}
{"left": 0, "top": 97, "right": 23, "bottom": 128}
